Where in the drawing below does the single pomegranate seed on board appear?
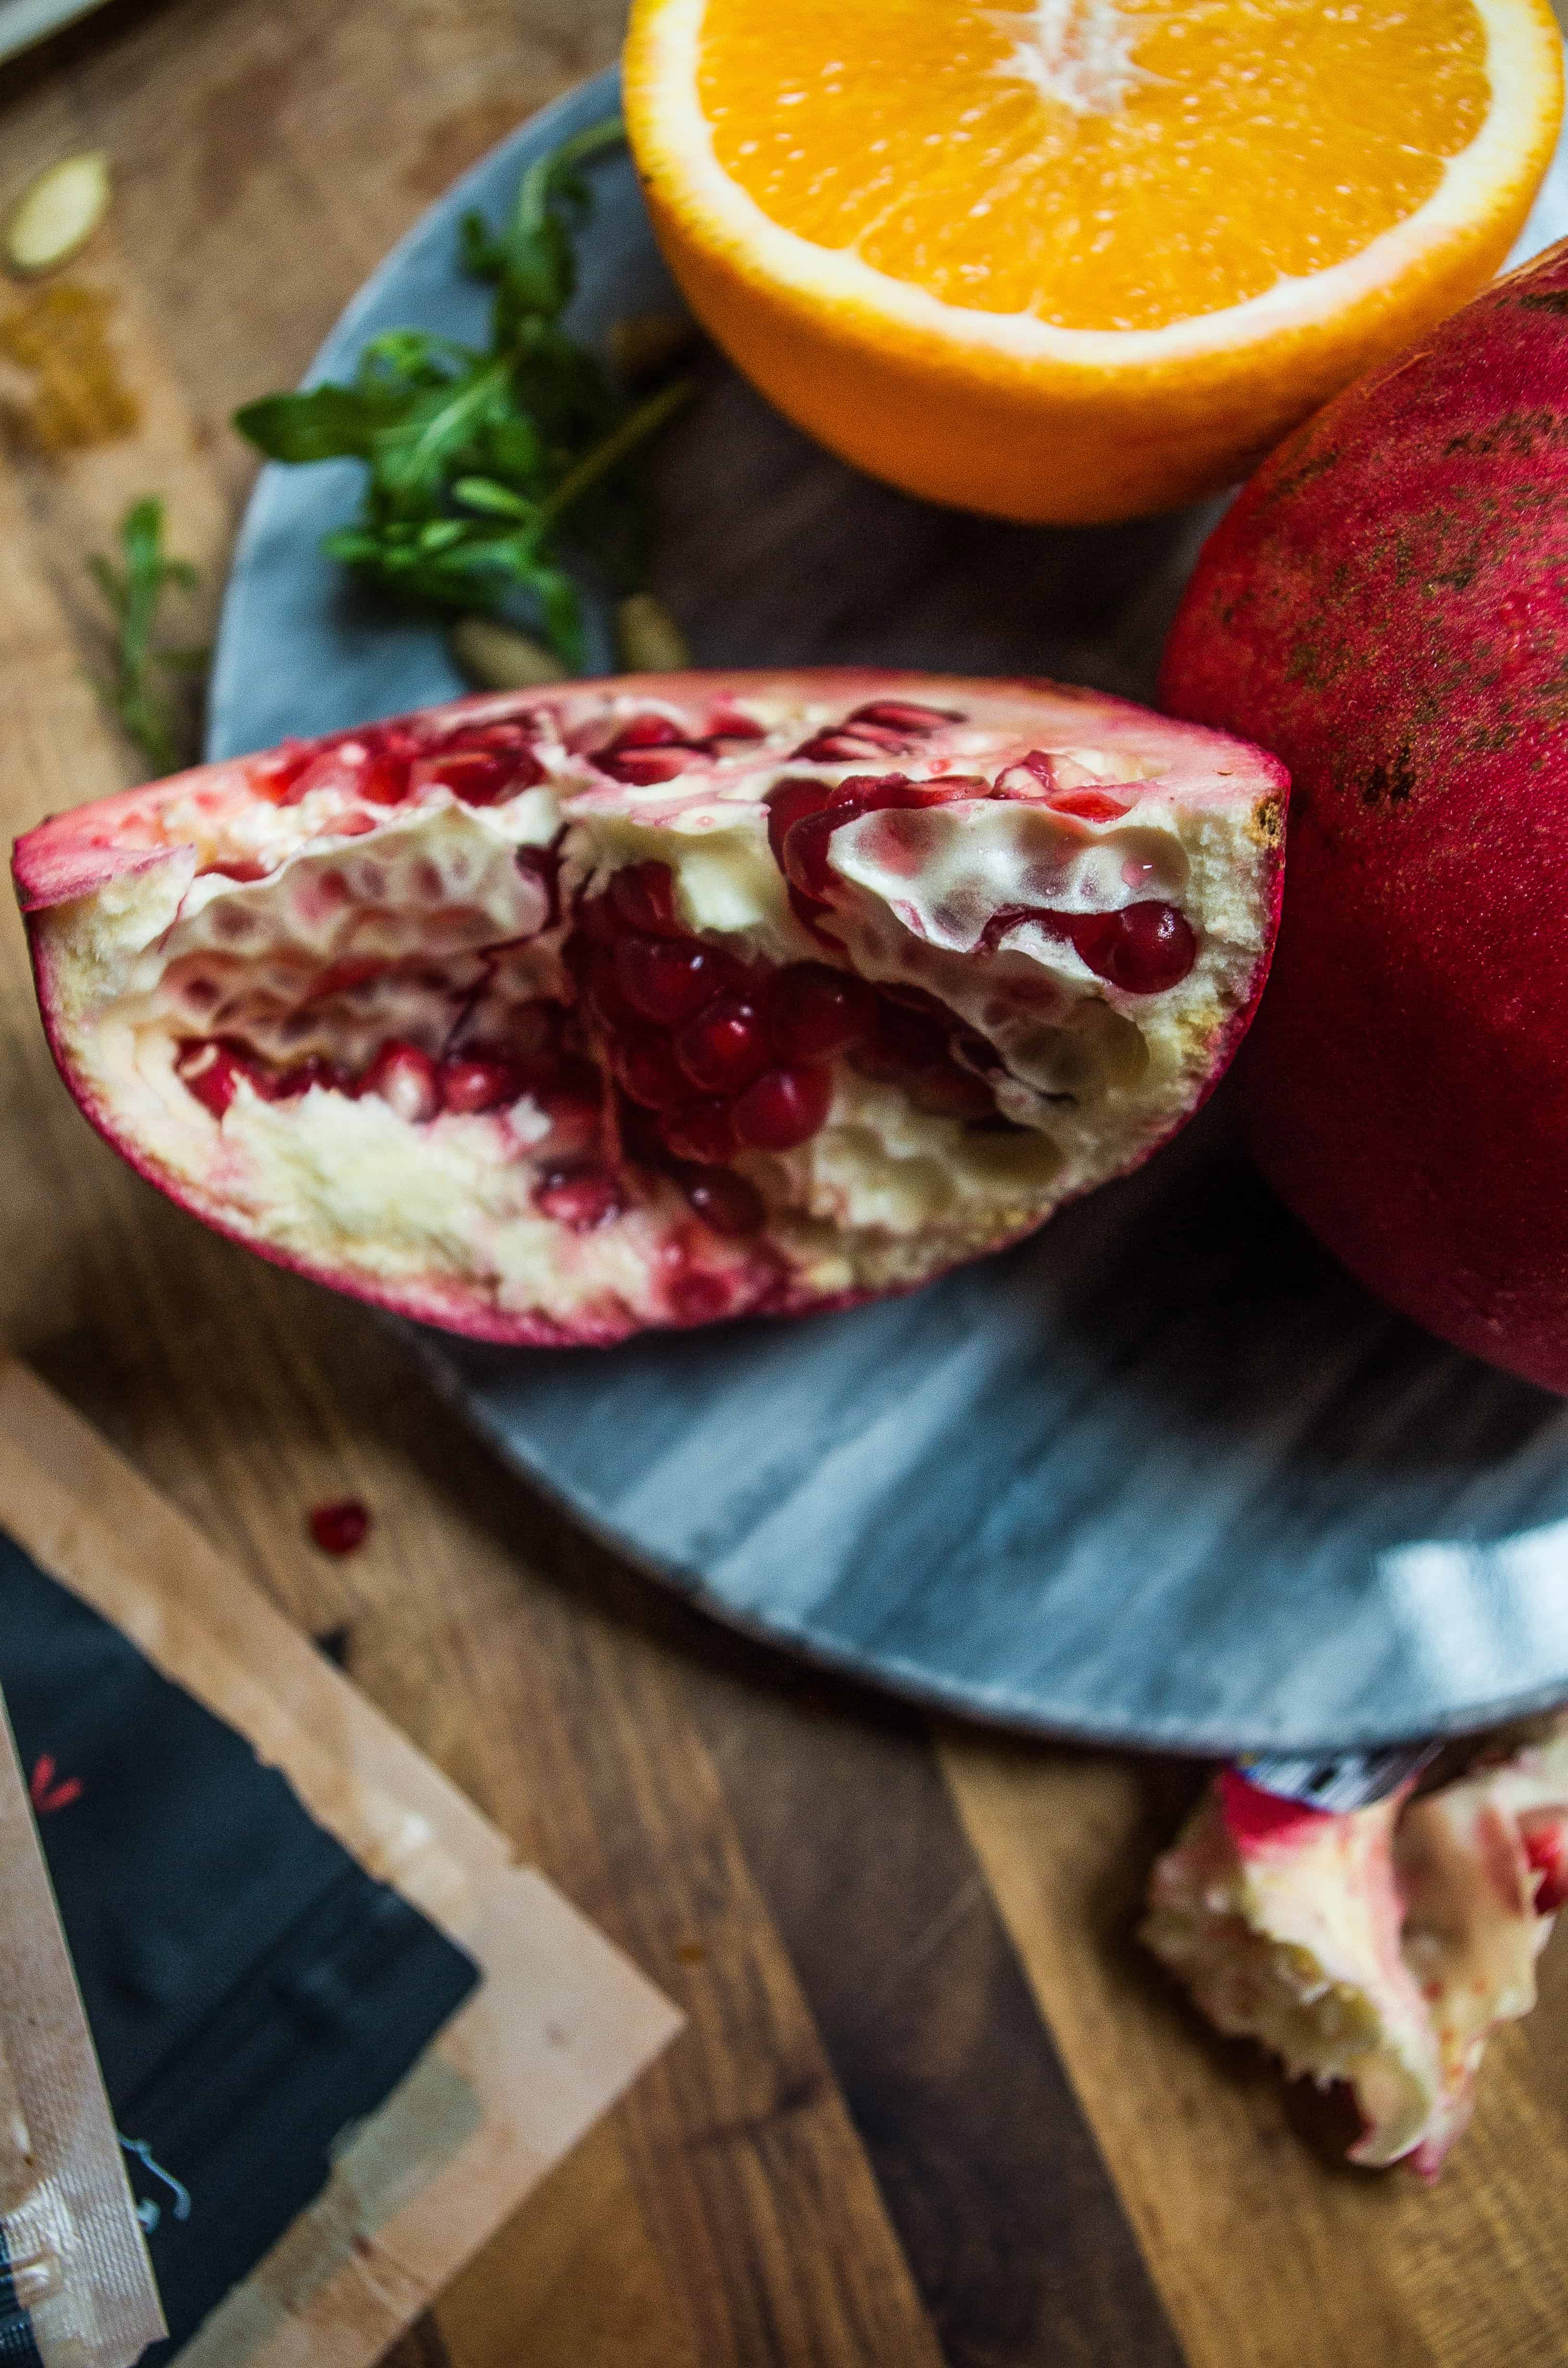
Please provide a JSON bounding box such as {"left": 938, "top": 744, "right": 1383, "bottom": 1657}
{"left": 662, "top": 1098, "right": 738, "bottom": 1163}
{"left": 614, "top": 935, "right": 725, "bottom": 1024}
{"left": 1068, "top": 901, "right": 1197, "bottom": 994}
{"left": 683, "top": 1168, "right": 766, "bottom": 1237}
{"left": 439, "top": 1055, "right": 524, "bottom": 1115}
{"left": 609, "top": 861, "right": 683, "bottom": 937}
{"left": 767, "top": 964, "right": 877, "bottom": 1062}
{"left": 365, "top": 1040, "right": 440, "bottom": 1122}
{"left": 534, "top": 1167, "right": 622, "bottom": 1230}
{"left": 732, "top": 1065, "right": 833, "bottom": 1150}
{"left": 309, "top": 1498, "right": 370, "bottom": 1556}
{"left": 674, "top": 992, "right": 772, "bottom": 1092}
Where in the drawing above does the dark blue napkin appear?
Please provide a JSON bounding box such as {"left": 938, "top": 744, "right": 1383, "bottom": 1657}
{"left": 0, "top": 1528, "right": 479, "bottom": 2363}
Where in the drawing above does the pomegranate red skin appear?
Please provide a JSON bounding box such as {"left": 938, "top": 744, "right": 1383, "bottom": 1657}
{"left": 1160, "top": 238, "right": 1568, "bottom": 1396}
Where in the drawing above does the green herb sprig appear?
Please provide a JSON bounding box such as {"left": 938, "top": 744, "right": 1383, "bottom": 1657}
{"left": 233, "top": 119, "right": 693, "bottom": 670}
{"left": 88, "top": 496, "right": 205, "bottom": 774}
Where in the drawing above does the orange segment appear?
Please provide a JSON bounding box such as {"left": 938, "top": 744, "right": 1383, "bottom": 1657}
{"left": 625, "top": 0, "right": 1564, "bottom": 523}
{"left": 698, "top": 0, "right": 1494, "bottom": 332}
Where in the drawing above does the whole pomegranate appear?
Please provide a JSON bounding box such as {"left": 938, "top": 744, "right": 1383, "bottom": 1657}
{"left": 1161, "top": 240, "right": 1568, "bottom": 1397}
{"left": 14, "top": 669, "right": 1282, "bottom": 1344}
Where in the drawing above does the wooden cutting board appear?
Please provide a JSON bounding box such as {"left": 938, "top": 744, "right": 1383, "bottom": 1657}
{"left": 1, "top": 4, "right": 1566, "bottom": 2363}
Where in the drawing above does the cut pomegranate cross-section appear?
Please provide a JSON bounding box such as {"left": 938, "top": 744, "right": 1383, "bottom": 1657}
{"left": 13, "top": 668, "right": 1285, "bottom": 1345}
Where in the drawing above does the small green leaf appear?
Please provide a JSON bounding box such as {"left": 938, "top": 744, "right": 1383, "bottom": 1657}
{"left": 235, "top": 385, "right": 403, "bottom": 463}
{"left": 86, "top": 497, "right": 203, "bottom": 776}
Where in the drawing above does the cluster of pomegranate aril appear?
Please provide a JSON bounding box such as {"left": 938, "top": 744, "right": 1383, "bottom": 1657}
{"left": 252, "top": 715, "right": 548, "bottom": 810}
{"left": 976, "top": 899, "right": 1197, "bottom": 995}
{"left": 575, "top": 858, "right": 1010, "bottom": 1181}
{"left": 768, "top": 751, "right": 1196, "bottom": 996}
{"left": 789, "top": 697, "right": 962, "bottom": 764}
{"left": 575, "top": 861, "right": 860, "bottom": 1169}
{"left": 173, "top": 1012, "right": 600, "bottom": 1133}
{"left": 588, "top": 709, "right": 766, "bottom": 785}
{"left": 767, "top": 769, "right": 992, "bottom": 938}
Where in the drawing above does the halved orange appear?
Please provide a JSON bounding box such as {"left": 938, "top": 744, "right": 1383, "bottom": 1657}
{"left": 623, "top": 0, "right": 1564, "bottom": 522}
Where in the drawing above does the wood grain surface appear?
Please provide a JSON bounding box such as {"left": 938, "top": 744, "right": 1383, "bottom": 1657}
{"left": 2, "top": 6, "right": 1568, "bottom": 2365}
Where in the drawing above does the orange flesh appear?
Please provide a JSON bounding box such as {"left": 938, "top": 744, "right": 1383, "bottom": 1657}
{"left": 697, "top": 0, "right": 1492, "bottom": 332}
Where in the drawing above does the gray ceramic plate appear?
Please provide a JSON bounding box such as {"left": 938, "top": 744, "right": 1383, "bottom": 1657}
{"left": 209, "top": 70, "right": 1568, "bottom": 1754}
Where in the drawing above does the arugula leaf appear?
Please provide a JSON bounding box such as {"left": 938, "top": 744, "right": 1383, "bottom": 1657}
{"left": 87, "top": 496, "right": 203, "bottom": 775}
{"left": 233, "top": 116, "right": 693, "bottom": 663}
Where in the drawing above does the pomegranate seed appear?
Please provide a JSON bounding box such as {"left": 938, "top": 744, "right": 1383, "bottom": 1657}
{"left": 845, "top": 699, "right": 960, "bottom": 733}
{"left": 706, "top": 708, "right": 766, "bottom": 741}
{"left": 683, "top": 1169, "right": 766, "bottom": 1237}
{"left": 1049, "top": 788, "right": 1136, "bottom": 823}
{"left": 534, "top": 1167, "right": 622, "bottom": 1230}
{"left": 595, "top": 746, "right": 696, "bottom": 785}
{"left": 662, "top": 1098, "right": 738, "bottom": 1163}
{"left": 782, "top": 804, "right": 864, "bottom": 899}
{"left": 792, "top": 729, "right": 897, "bottom": 761}
{"left": 361, "top": 750, "right": 413, "bottom": 803}
{"left": 609, "top": 861, "right": 683, "bottom": 937}
{"left": 767, "top": 775, "right": 831, "bottom": 869}
{"left": 674, "top": 992, "right": 772, "bottom": 1092}
{"left": 614, "top": 935, "right": 725, "bottom": 1024}
{"left": 1521, "top": 1812, "right": 1568, "bottom": 1912}
{"left": 669, "top": 1271, "right": 735, "bottom": 1326}
{"left": 839, "top": 771, "right": 981, "bottom": 813}
{"left": 577, "top": 890, "right": 622, "bottom": 946}
{"left": 585, "top": 949, "right": 644, "bottom": 1032}
{"left": 767, "top": 964, "right": 877, "bottom": 1062}
{"left": 732, "top": 1065, "right": 833, "bottom": 1150}
{"left": 252, "top": 740, "right": 315, "bottom": 802}
{"left": 1068, "top": 901, "right": 1197, "bottom": 994}
{"left": 614, "top": 1031, "right": 693, "bottom": 1110}
{"left": 365, "top": 1040, "right": 440, "bottom": 1122}
{"left": 309, "top": 1498, "right": 370, "bottom": 1555}
{"left": 440, "top": 1055, "right": 524, "bottom": 1115}
{"left": 606, "top": 713, "right": 685, "bottom": 749}
{"left": 592, "top": 715, "right": 702, "bottom": 784}
{"left": 411, "top": 746, "right": 545, "bottom": 804}
{"left": 177, "top": 1039, "right": 244, "bottom": 1117}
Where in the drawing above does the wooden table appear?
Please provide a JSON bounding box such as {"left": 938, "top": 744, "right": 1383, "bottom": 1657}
{"left": 2, "top": 6, "right": 1568, "bottom": 2363}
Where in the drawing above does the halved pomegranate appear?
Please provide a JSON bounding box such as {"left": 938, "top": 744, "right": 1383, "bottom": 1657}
{"left": 13, "top": 669, "right": 1285, "bottom": 1344}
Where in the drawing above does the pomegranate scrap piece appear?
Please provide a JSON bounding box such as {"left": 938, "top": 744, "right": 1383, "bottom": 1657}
{"left": 309, "top": 1497, "right": 370, "bottom": 1554}
{"left": 13, "top": 669, "right": 1284, "bottom": 1345}
{"left": 1143, "top": 1718, "right": 1568, "bottom": 2174}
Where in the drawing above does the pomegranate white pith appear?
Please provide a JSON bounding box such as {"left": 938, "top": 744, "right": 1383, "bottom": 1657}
{"left": 15, "top": 669, "right": 1284, "bottom": 1344}
{"left": 1143, "top": 1726, "right": 1568, "bottom": 2174}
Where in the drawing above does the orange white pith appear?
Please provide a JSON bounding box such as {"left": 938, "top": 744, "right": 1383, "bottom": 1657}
{"left": 624, "top": 0, "right": 1563, "bottom": 522}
